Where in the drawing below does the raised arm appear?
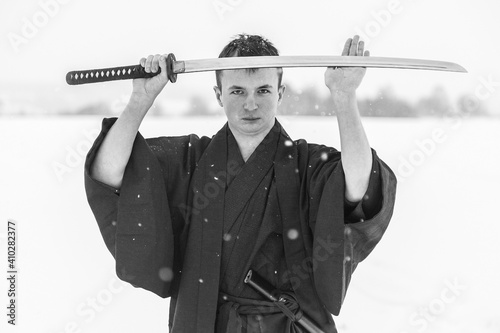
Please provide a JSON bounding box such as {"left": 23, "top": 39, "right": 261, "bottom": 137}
{"left": 91, "top": 54, "right": 170, "bottom": 188}
{"left": 324, "top": 36, "right": 372, "bottom": 202}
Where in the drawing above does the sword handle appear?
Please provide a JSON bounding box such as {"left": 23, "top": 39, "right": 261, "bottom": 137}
{"left": 66, "top": 53, "right": 177, "bottom": 85}
{"left": 244, "top": 270, "right": 325, "bottom": 333}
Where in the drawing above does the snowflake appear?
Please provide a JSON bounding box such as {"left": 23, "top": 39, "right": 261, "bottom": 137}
{"left": 158, "top": 267, "right": 173, "bottom": 282}
{"left": 287, "top": 229, "right": 299, "bottom": 240}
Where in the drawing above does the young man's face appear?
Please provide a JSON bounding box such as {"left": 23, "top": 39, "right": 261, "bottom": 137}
{"left": 214, "top": 68, "right": 285, "bottom": 139}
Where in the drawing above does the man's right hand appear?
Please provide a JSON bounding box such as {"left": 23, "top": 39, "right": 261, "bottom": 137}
{"left": 131, "top": 54, "right": 170, "bottom": 103}
{"left": 90, "top": 54, "right": 170, "bottom": 189}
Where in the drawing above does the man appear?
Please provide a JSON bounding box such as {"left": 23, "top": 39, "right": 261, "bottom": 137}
{"left": 84, "top": 34, "right": 397, "bottom": 332}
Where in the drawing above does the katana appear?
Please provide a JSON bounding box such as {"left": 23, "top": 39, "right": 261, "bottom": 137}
{"left": 66, "top": 53, "right": 467, "bottom": 85}
{"left": 244, "top": 269, "right": 325, "bottom": 333}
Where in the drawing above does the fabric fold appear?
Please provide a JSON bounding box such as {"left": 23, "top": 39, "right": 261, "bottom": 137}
{"left": 84, "top": 117, "right": 174, "bottom": 298}
{"left": 84, "top": 118, "right": 397, "bottom": 332}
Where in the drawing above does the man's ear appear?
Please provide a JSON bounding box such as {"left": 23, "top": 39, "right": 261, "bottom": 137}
{"left": 277, "top": 84, "right": 286, "bottom": 105}
{"left": 213, "top": 86, "right": 223, "bottom": 107}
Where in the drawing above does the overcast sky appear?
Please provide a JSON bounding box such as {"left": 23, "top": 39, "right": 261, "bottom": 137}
{"left": 1, "top": 0, "right": 499, "bottom": 114}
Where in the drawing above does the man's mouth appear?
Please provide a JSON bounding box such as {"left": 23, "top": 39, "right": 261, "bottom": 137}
{"left": 242, "top": 117, "right": 260, "bottom": 121}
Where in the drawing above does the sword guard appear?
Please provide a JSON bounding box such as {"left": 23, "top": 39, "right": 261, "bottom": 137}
{"left": 166, "top": 53, "right": 177, "bottom": 83}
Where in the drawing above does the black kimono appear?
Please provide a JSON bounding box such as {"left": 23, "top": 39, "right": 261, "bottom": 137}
{"left": 84, "top": 118, "right": 397, "bottom": 333}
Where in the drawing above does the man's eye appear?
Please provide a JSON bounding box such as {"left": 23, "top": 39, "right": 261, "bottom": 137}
{"left": 230, "top": 90, "right": 243, "bottom": 95}
{"left": 258, "top": 89, "right": 271, "bottom": 94}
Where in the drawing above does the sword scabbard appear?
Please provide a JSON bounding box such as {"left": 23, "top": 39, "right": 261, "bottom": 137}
{"left": 244, "top": 270, "right": 325, "bottom": 333}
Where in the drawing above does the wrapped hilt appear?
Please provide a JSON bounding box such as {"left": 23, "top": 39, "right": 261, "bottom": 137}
{"left": 244, "top": 270, "right": 325, "bottom": 333}
{"left": 66, "top": 53, "right": 177, "bottom": 85}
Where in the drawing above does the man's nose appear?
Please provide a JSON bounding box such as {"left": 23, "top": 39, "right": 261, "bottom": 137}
{"left": 244, "top": 95, "right": 258, "bottom": 111}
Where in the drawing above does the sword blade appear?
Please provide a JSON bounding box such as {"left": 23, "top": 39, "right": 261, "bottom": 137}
{"left": 66, "top": 55, "right": 467, "bottom": 85}
{"left": 174, "top": 56, "right": 467, "bottom": 74}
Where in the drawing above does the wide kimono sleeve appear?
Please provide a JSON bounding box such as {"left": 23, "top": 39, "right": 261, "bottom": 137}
{"left": 84, "top": 117, "right": 209, "bottom": 298}
{"left": 305, "top": 144, "right": 397, "bottom": 315}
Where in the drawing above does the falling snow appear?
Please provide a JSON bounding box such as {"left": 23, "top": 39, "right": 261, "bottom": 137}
{"left": 158, "top": 267, "right": 173, "bottom": 282}
{"left": 2, "top": 116, "right": 496, "bottom": 333}
{"left": 320, "top": 152, "right": 328, "bottom": 161}
{"left": 223, "top": 233, "right": 232, "bottom": 241}
{"left": 287, "top": 229, "right": 299, "bottom": 240}
{"left": 284, "top": 140, "right": 293, "bottom": 147}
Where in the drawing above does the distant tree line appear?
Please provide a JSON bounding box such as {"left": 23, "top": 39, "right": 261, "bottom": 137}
{"left": 67, "top": 84, "right": 489, "bottom": 117}
{"left": 184, "top": 84, "right": 488, "bottom": 117}
{"left": 277, "top": 85, "right": 488, "bottom": 117}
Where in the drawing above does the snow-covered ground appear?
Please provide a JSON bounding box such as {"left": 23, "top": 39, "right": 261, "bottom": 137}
{"left": 1, "top": 115, "right": 499, "bottom": 333}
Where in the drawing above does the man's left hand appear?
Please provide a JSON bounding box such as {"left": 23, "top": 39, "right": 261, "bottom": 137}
{"left": 325, "top": 35, "right": 369, "bottom": 94}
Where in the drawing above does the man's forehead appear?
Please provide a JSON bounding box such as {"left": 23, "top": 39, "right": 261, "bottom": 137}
{"left": 220, "top": 68, "right": 280, "bottom": 86}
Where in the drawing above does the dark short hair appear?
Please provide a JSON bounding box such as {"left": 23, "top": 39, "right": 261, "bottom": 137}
{"left": 216, "top": 33, "right": 283, "bottom": 89}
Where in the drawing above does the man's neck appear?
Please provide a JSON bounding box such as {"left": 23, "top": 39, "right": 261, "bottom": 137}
{"left": 230, "top": 127, "right": 275, "bottom": 162}
{"left": 231, "top": 131, "right": 267, "bottom": 162}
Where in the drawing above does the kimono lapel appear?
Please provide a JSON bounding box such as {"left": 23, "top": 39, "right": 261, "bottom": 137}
{"left": 311, "top": 161, "right": 346, "bottom": 315}
{"left": 173, "top": 124, "right": 227, "bottom": 332}
{"left": 218, "top": 127, "right": 279, "bottom": 287}
{"left": 223, "top": 126, "right": 278, "bottom": 234}
{"left": 274, "top": 121, "right": 335, "bottom": 328}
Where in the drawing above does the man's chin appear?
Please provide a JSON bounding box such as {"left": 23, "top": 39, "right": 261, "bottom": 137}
{"left": 230, "top": 119, "right": 271, "bottom": 135}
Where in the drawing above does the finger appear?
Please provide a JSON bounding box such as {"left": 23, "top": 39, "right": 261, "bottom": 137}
{"left": 342, "top": 38, "right": 352, "bottom": 56}
{"left": 364, "top": 50, "right": 370, "bottom": 57}
{"left": 151, "top": 54, "right": 161, "bottom": 73}
{"left": 139, "top": 57, "right": 146, "bottom": 68}
{"left": 350, "top": 35, "right": 360, "bottom": 55}
{"left": 144, "top": 55, "right": 154, "bottom": 73}
{"left": 357, "top": 41, "right": 364, "bottom": 57}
